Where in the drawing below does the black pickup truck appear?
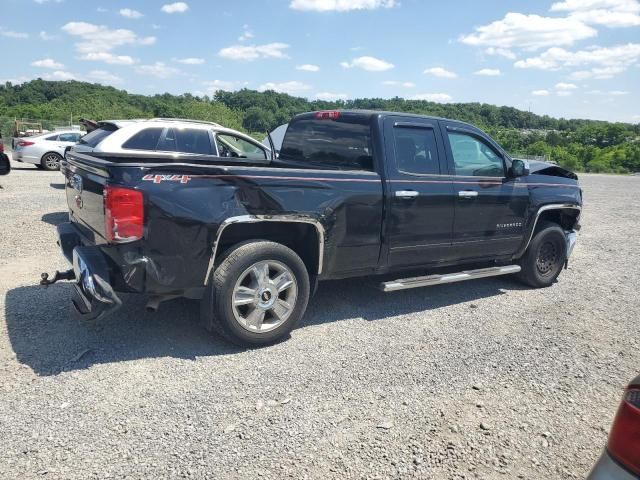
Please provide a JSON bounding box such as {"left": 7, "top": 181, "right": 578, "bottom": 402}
{"left": 46, "top": 111, "right": 582, "bottom": 346}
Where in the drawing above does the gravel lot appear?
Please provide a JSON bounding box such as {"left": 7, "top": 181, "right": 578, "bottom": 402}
{"left": 0, "top": 158, "right": 638, "bottom": 479}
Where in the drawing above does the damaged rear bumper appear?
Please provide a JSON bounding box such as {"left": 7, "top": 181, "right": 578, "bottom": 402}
{"left": 57, "top": 223, "right": 122, "bottom": 320}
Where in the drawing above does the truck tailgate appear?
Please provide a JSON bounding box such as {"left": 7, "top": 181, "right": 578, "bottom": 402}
{"left": 62, "top": 154, "right": 110, "bottom": 242}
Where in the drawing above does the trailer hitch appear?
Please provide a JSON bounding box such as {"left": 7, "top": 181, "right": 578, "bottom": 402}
{"left": 40, "top": 269, "right": 76, "bottom": 286}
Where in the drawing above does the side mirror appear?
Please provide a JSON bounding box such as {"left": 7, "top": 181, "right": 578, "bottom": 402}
{"left": 510, "top": 159, "right": 530, "bottom": 177}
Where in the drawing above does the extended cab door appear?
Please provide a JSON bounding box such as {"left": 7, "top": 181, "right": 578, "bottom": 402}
{"left": 440, "top": 122, "right": 529, "bottom": 259}
{"left": 383, "top": 116, "right": 455, "bottom": 267}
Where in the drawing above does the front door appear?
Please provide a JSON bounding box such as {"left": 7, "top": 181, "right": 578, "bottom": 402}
{"left": 383, "top": 117, "right": 455, "bottom": 268}
{"left": 441, "top": 123, "right": 528, "bottom": 259}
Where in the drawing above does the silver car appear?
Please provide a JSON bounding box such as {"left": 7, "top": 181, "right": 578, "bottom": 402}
{"left": 12, "top": 130, "right": 83, "bottom": 171}
{"left": 72, "top": 118, "right": 270, "bottom": 161}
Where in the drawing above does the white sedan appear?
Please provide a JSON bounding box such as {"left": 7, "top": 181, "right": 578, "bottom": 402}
{"left": 12, "top": 130, "right": 83, "bottom": 171}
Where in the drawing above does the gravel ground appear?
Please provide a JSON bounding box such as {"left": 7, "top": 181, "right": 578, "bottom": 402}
{"left": 0, "top": 158, "right": 638, "bottom": 479}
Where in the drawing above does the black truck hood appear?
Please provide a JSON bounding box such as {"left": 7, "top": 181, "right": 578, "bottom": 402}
{"left": 524, "top": 159, "right": 578, "bottom": 180}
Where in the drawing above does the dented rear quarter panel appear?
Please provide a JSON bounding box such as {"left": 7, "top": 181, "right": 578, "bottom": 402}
{"left": 94, "top": 162, "right": 384, "bottom": 294}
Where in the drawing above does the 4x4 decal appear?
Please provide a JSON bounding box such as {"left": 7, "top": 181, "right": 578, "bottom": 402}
{"left": 142, "top": 174, "right": 191, "bottom": 184}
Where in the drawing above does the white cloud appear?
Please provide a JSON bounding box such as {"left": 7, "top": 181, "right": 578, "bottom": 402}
{"left": 81, "top": 52, "right": 136, "bottom": 65}
{"left": 34, "top": 0, "right": 64, "bottom": 3}
{"left": 555, "top": 82, "right": 578, "bottom": 90}
{"left": 587, "top": 89, "right": 630, "bottom": 95}
{"left": 43, "top": 71, "right": 76, "bottom": 81}
{"left": 161, "top": 2, "right": 189, "bottom": 13}
{"left": 203, "top": 80, "right": 247, "bottom": 93}
{"left": 532, "top": 89, "right": 550, "bottom": 96}
{"left": 341, "top": 56, "right": 394, "bottom": 71}
{"left": 61, "top": 21, "right": 155, "bottom": 62}
{"left": 1, "top": 28, "right": 29, "bottom": 39}
{"left": 135, "top": 62, "right": 180, "bottom": 78}
{"left": 514, "top": 43, "right": 640, "bottom": 79}
{"left": 31, "top": 58, "right": 64, "bottom": 69}
{"left": 550, "top": 0, "right": 640, "bottom": 27}
{"left": 175, "top": 57, "right": 205, "bottom": 64}
{"left": 86, "top": 70, "right": 123, "bottom": 85}
{"left": 474, "top": 68, "right": 501, "bottom": 76}
{"left": 484, "top": 47, "right": 517, "bottom": 59}
{"left": 258, "top": 81, "right": 312, "bottom": 95}
{"left": 459, "top": 13, "right": 597, "bottom": 50}
{"left": 219, "top": 43, "right": 290, "bottom": 61}
{"left": 569, "top": 66, "right": 626, "bottom": 79}
{"left": 290, "top": 0, "right": 396, "bottom": 11}
{"left": 410, "top": 93, "right": 453, "bottom": 103}
{"left": 315, "top": 92, "right": 348, "bottom": 101}
{"left": 296, "top": 64, "right": 320, "bottom": 72}
{"left": 239, "top": 24, "right": 254, "bottom": 41}
{"left": 383, "top": 81, "right": 416, "bottom": 87}
{"left": 119, "top": 8, "right": 143, "bottom": 19}
{"left": 39, "top": 31, "right": 58, "bottom": 41}
{"left": 424, "top": 67, "right": 457, "bottom": 78}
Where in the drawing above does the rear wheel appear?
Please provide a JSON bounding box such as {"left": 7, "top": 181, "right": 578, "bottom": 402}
{"left": 201, "top": 240, "right": 310, "bottom": 347}
{"left": 517, "top": 221, "right": 567, "bottom": 288}
{"left": 41, "top": 152, "right": 62, "bottom": 171}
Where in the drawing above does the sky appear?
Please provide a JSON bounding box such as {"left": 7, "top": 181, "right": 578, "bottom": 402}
{"left": 1, "top": 0, "right": 639, "bottom": 123}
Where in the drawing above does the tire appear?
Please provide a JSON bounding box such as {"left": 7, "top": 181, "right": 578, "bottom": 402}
{"left": 201, "top": 240, "right": 310, "bottom": 347}
{"left": 517, "top": 221, "right": 567, "bottom": 288}
{"left": 41, "top": 152, "right": 62, "bottom": 171}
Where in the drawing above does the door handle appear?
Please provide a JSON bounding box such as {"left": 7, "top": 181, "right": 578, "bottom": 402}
{"left": 395, "top": 190, "right": 419, "bottom": 199}
{"left": 458, "top": 190, "right": 479, "bottom": 198}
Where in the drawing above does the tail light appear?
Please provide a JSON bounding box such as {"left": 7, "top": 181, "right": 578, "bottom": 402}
{"left": 607, "top": 383, "right": 640, "bottom": 476}
{"left": 17, "top": 140, "right": 35, "bottom": 147}
{"left": 315, "top": 111, "right": 340, "bottom": 120}
{"left": 104, "top": 185, "right": 144, "bottom": 243}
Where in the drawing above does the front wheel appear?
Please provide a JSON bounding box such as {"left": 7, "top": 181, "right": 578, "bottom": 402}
{"left": 517, "top": 221, "right": 567, "bottom": 288}
{"left": 41, "top": 152, "right": 62, "bottom": 171}
{"left": 202, "top": 240, "right": 310, "bottom": 347}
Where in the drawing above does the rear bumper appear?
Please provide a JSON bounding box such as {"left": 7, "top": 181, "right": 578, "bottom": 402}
{"left": 57, "top": 223, "right": 122, "bottom": 320}
{"left": 587, "top": 451, "right": 638, "bottom": 480}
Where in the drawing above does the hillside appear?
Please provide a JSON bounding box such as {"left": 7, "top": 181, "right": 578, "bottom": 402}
{"left": 1, "top": 79, "right": 638, "bottom": 173}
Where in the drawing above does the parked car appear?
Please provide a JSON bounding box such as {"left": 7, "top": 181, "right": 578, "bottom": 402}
{"left": 42, "top": 113, "right": 582, "bottom": 346}
{"left": 12, "top": 130, "right": 83, "bottom": 171}
{"left": 588, "top": 375, "right": 640, "bottom": 480}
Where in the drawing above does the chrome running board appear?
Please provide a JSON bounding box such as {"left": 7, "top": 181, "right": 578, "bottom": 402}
{"left": 380, "top": 265, "right": 521, "bottom": 292}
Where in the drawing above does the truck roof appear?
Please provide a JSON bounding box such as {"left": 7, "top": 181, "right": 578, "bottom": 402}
{"left": 294, "top": 110, "right": 476, "bottom": 129}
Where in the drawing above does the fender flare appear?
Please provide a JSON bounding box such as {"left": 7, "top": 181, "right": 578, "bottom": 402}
{"left": 514, "top": 203, "right": 581, "bottom": 258}
{"left": 204, "top": 215, "right": 326, "bottom": 284}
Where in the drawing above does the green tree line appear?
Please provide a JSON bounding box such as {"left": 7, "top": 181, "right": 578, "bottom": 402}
{"left": 1, "top": 79, "right": 638, "bottom": 173}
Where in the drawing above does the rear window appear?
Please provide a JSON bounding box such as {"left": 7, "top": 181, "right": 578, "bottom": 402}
{"left": 79, "top": 125, "right": 118, "bottom": 148}
{"left": 280, "top": 115, "right": 373, "bottom": 171}
{"left": 122, "top": 128, "right": 164, "bottom": 151}
{"left": 157, "top": 128, "right": 213, "bottom": 155}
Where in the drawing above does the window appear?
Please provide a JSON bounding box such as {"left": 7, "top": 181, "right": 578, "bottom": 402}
{"left": 280, "top": 116, "right": 373, "bottom": 171}
{"left": 157, "top": 128, "right": 213, "bottom": 155}
{"left": 45, "top": 135, "right": 59, "bottom": 141}
{"left": 79, "top": 124, "right": 118, "bottom": 148}
{"left": 216, "top": 133, "right": 267, "bottom": 161}
{"left": 448, "top": 132, "right": 504, "bottom": 177}
{"left": 394, "top": 127, "right": 440, "bottom": 175}
{"left": 122, "top": 128, "right": 164, "bottom": 151}
{"left": 58, "top": 132, "right": 81, "bottom": 143}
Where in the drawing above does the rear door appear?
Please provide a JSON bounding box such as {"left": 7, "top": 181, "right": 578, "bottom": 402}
{"left": 383, "top": 116, "right": 455, "bottom": 268}
{"left": 440, "top": 122, "right": 528, "bottom": 259}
